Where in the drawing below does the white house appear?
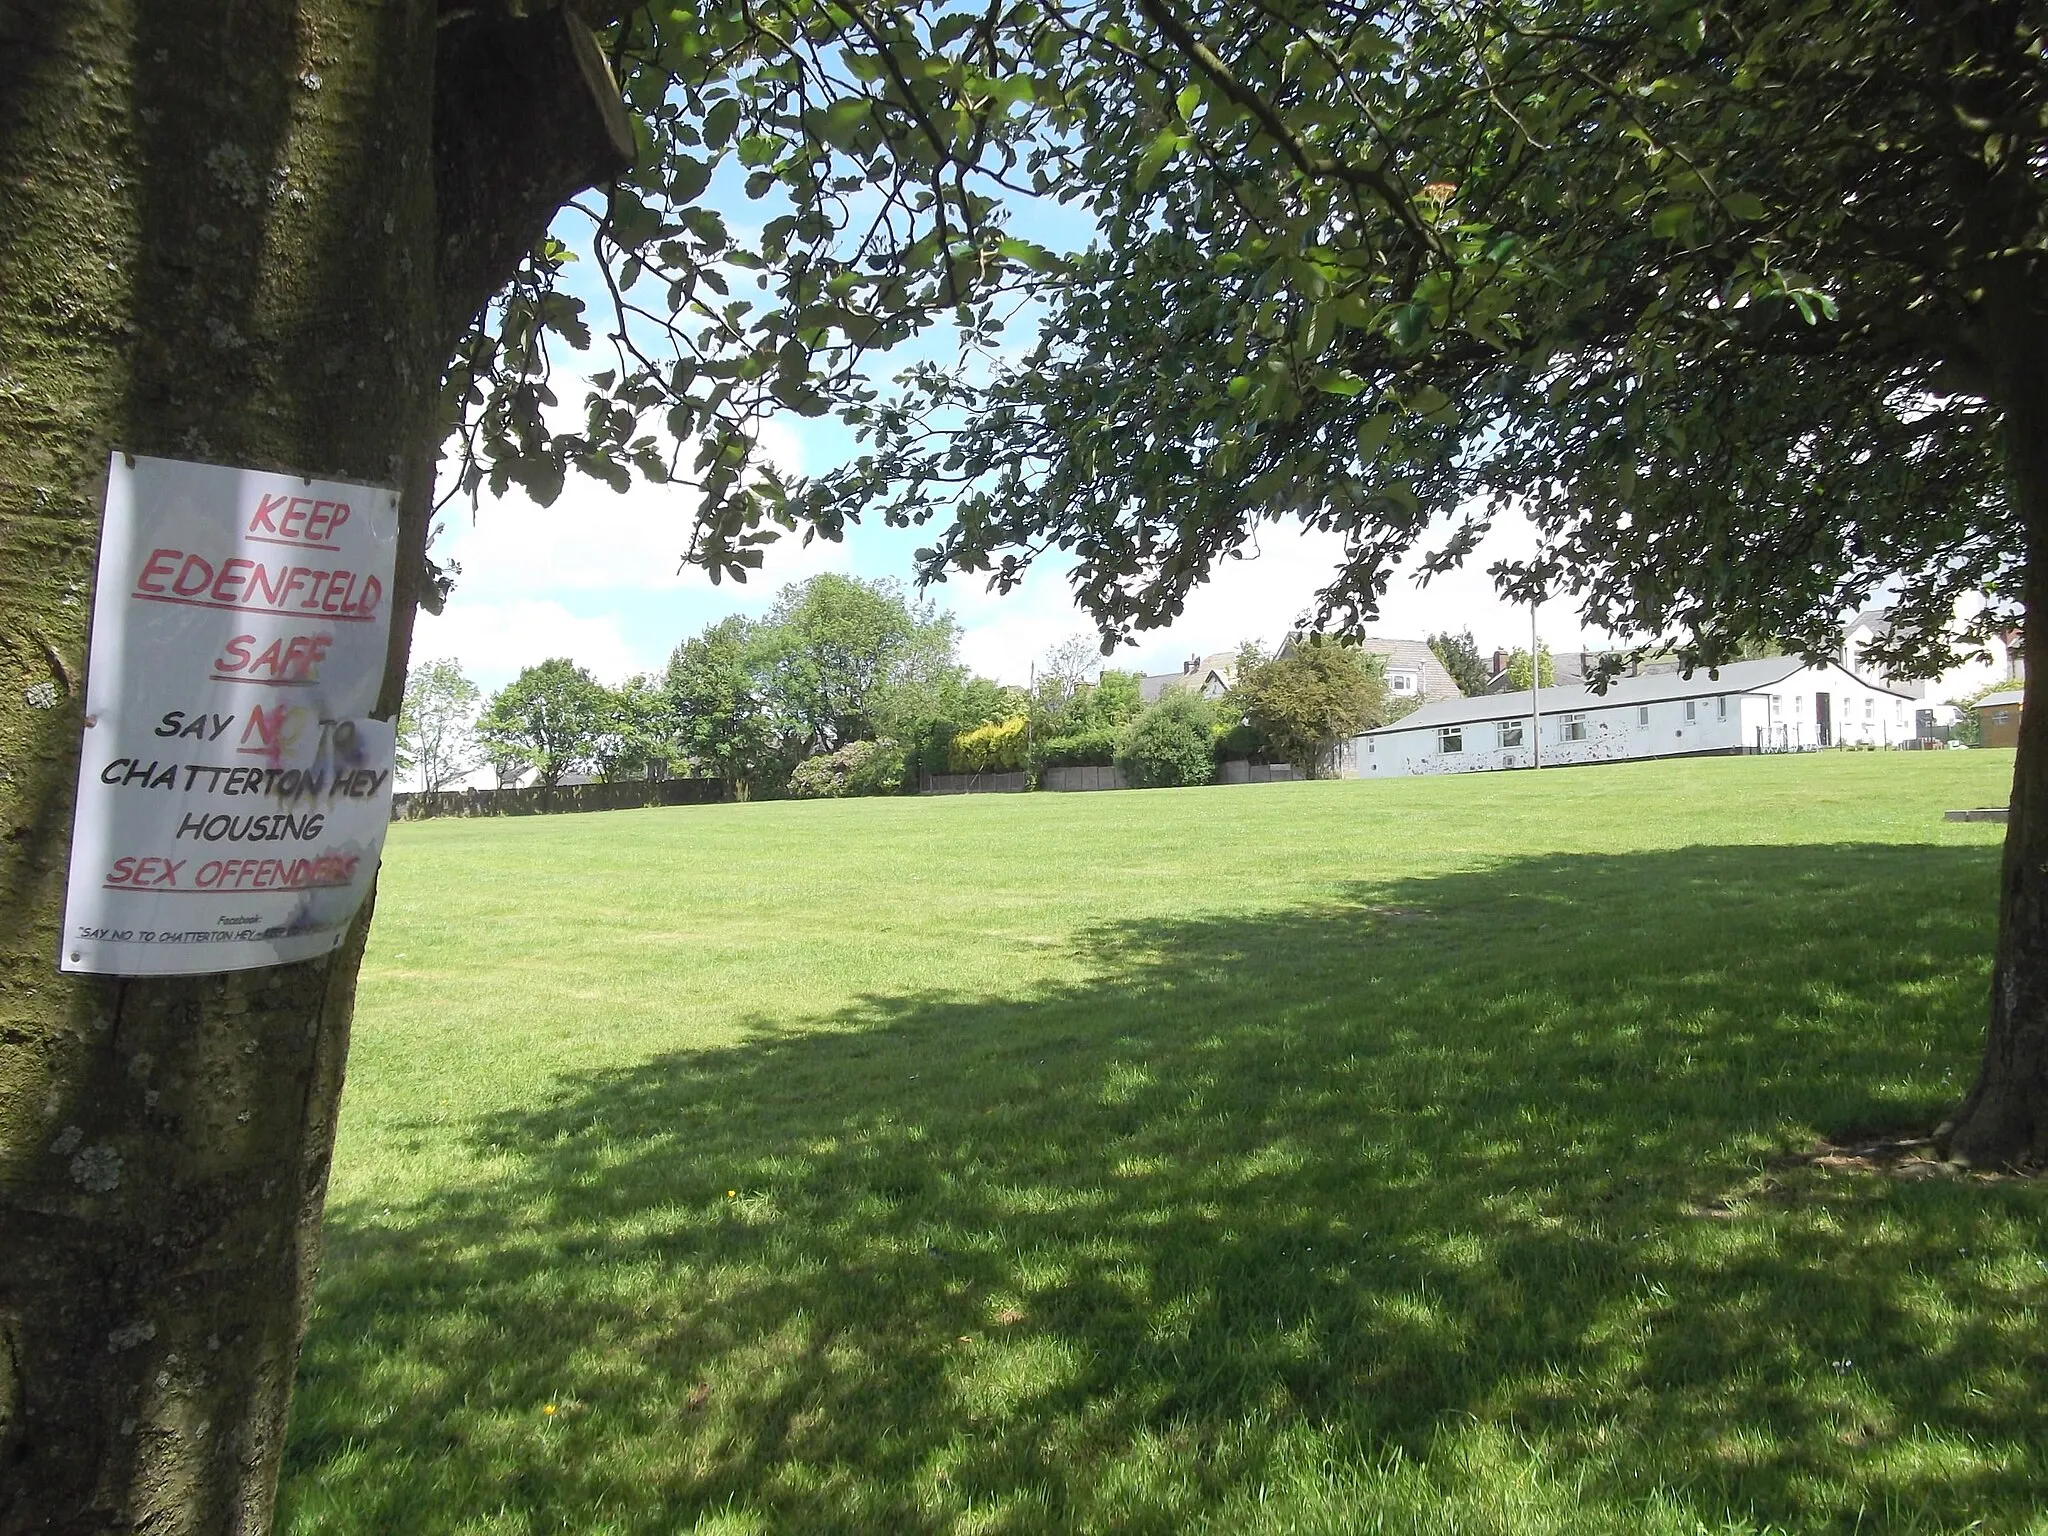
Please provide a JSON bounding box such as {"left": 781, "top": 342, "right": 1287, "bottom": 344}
{"left": 1842, "top": 602, "right": 2023, "bottom": 724}
{"left": 1356, "top": 657, "right": 1917, "bottom": 778}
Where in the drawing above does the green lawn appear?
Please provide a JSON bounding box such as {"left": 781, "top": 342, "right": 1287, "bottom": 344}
{"left": 279, "top": 752, "right": 2048, "bottom": 1535}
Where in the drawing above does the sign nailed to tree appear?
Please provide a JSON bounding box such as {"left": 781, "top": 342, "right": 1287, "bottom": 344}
{"left": 61, "top": 454, "right": 400, "bottom": 975}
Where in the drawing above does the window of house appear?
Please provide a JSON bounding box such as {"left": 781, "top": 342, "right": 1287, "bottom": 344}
{"left": 1685, "top": 700, "right": 1697, "bottom": 723}
{"left": 1770, "top": 694, "right": 1782, "bottom": 717}
{"left": 1717, "top": 696, "right": 1728, "bottom": 720}
{"left": 1438, "top": 726, "right": 1464, "bottom": 753}
{"left": 1638, "top": 705, "right": 1650, "bottom": 726}
{"left": 1561, "top": 712, "right": 1588, "bottom": 742}
{"left": 1864, "top": 697, "right": 1875, "bottom": 721}
{"left": 1498, "top": 719, "right": 1524, "bottom": 749}
{"left": 1994, "top": 709, "right": 2012, "bottom": 725}
{"left": 1390, "top": 670, "right": 1419, "bottom": 695}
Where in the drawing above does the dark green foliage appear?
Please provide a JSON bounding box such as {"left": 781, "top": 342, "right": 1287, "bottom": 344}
{"left": 1117, "top": 692, "right": 1218, "bottom": 789}
{"left": 1428, "top": 632, "right": 1489, "bottom": 699}
{"left": 593, "top": 675, "right": 673, "bottom": 783}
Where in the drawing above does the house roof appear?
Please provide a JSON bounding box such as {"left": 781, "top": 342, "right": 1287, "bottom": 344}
{"left": 1358, "top": 637, "right": 1463, "bottom": 697}
{"left": 1975, "top": 688, "right": 2025, "bottom": 708}
{"left": 1139, "top": 650, "right": 1239, "bottom": 703}
{"left": 1362, "top": 657, "right": 1911, "bottom": 736}
{"left": 1483, "top": 647, "right": 1689, "bottom": 693}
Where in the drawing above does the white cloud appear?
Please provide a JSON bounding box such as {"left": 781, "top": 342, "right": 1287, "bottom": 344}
{"left": 939, "top": 516, "right": 1620, "bottom": 685}
{"left": 429, "top": 415, "right": 822, "bottom": 603}
{"left": 411, "top": 598, "right": 646, "bottom": 692}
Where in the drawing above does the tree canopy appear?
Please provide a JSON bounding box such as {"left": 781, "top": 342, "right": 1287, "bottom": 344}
{"left": 775, "top": 0, "right": 2031, "bottom": 683}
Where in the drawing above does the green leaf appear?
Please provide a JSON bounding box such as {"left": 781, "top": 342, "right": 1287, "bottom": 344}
{"left": 1134, "top": 127, "right": 1185, "bottom": 191}
{"left": 1721, "top": 190, "right": 1767, "bottom": 221}
{"left": 670, "top": 155, "right": 713, "bottom": 206}
{"left": 1355, "top": 413, "right": 1395, "bottom": 458}
{"left": 1176, "top": 83, "right": 1201, "bottom": 121}
{"left": 1650, "top": 203, "right": 1694, "bottom": 239}
{"left": 996, "top": 236, "right": 1060, "bottom": 273}
{"left": 1387, "top": 303, "right": 1429, "bottom": 348}
{"left": 703, "top": 97, "right": 741, "bottom": 152}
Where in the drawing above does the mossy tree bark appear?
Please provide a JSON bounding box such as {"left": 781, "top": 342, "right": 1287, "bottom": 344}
{"left": 0, "top": 3, "right": 625, "bottom": 1529}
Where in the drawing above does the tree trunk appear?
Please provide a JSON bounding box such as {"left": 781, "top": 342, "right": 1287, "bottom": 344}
{"left": 1945, "top": 311, "right": 2048, "bottom": 1167}
{"left": 0, "top": 3, "right": 625, "bottom": 1529}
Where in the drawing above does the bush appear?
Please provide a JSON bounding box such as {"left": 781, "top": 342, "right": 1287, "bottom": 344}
{"left": 1117, "top": 693, "right": 1218, "bottom": 788}
{"left": 949, "top": 715, "right": 1028, "bottom": 772}
{"left": 1037, "top": 726, "right": 1122, "bottom": 769}
{"left": 788, "top": 738, "right": 906, "bottom": 798}
{"left": 1211, "top": 717, "right": 1270, "bottom": 762}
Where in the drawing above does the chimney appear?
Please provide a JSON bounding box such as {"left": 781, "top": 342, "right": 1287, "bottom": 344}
{"left": 1491, "top": 648, "right": 1508, "bottom": 675}
{"left": 1184, "top": 654, "right": 1199, "bottom": 674}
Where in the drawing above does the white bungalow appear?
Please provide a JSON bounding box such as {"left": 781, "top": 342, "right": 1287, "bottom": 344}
{"left": 1356, "top": 657, "right": 1917, "bottom": 778}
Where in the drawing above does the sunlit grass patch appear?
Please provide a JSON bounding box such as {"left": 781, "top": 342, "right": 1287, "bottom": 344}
{"left": 281, "top": 753, "right": 2046, "bottom": 1533}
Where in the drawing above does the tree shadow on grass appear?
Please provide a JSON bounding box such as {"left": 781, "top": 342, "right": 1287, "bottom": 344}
{"left": 281, "top": 844, "right": 2048, "bottom": 1535}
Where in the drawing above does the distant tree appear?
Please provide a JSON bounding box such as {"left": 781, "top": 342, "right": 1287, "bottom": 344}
{"left": 594, "top": 675, "right": 672, "bottom": 782}
{"left": 1427, "top": 631, "right": 1489, "bottom": 698}
{"left": 756, "top": 574, "right": 958, "bottom": 755}
{"left": 397, "top": 659, "right": 483, "bottom": 793}
{"left": 1118, "top": 692, "right": 1219, "bottom": 789}
{"left": 1090, "top": 670, "right": 1145, "bottom": 727}
{"left": 1503, "top": 647, "right": 1557, "bottom": 691}
{"left": 1030, "top": 634, "right": 1104, "bottom": 735}
{"left": 666, "top": 617, "right": 775, "bottom": 798}
{"left": 1229, "top": 641, "right": 1387, "bottom": 777}
{"left": 477, "top": 659, "right": 614, "bottom": 789}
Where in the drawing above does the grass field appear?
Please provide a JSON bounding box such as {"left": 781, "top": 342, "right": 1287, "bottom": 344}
{"left": 278, "top": 752, "right": 2048, "bottom": 1535}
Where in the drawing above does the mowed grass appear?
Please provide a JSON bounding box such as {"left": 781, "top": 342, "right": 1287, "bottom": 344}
{"left": 279, "top": 752, "right": 2048, "bottom": 1535}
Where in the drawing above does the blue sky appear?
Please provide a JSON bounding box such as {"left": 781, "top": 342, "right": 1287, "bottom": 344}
{"left": 411, "top": 181, "right": 1613, "bottom": 696}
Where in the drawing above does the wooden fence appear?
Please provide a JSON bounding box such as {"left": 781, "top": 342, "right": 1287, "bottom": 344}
{"left": 391, "top": 778, "right": 727, "bottom": 820}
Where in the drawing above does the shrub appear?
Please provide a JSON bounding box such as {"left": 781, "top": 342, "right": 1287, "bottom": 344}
{"left": 788, "top": 738, "right": 905, "bottom": 798}
{"left": 949, "top": 715, "right": 1028, "bottom": 772}
{"left": 1037, "top": 726, "right": 1122, "bottom": 768}
{"left": 1117, "top": 693, "right": 1218, "bottom": 788}
{"left": 1211, "top": 717, "right": 1270, "bottom": 762}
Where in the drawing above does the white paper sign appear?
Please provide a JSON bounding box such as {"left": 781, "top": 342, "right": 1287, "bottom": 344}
{"left": 60, "top": 454, "right": 401, "bottom": 975}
